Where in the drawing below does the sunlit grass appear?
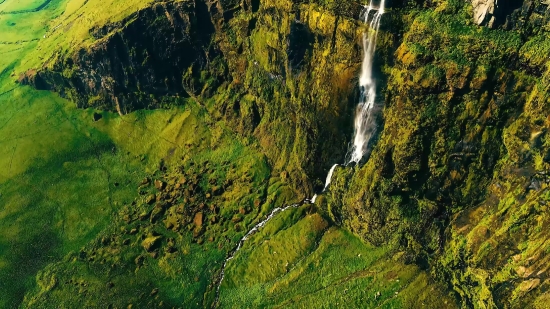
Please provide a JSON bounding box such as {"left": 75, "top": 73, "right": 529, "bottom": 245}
{"left": 220, "top": 211, "right": 457, "bottom": 308}
{"left": 0, "top": 0, "right": 46, "bottom": 12}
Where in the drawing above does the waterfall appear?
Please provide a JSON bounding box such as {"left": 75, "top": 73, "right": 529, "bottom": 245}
{"left": 323, "top": 164, "right": 339, "bottom": 189}
{"left": 213, "top": 3, "right": 386, "bottom": 304}
{"left": 347, "top": 0, "right": 386, "bottom": 164}
{"left": 311, "top": 163, "right": 339, "bottom": 203}
{"left": 318, "top": 0, "right": 386, "bottom": 191}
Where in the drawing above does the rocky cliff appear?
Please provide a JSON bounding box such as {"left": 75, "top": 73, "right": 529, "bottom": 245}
{"left": 20, "top": 0, "right": 373, "bottom": 194}
{"left": 20, "top": 1, "right": 216, "bottom": 113}
{"left": 322, "top": 0, "right": 550, "bottom": 307}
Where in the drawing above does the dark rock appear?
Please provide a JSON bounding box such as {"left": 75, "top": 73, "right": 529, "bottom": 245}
{"left": 165, "top": 245, "right": 176, "bottom": 253}
{"left": 145, "top": 194, "right": 155, "bottom": 205}
{"left": 138, "top": 212, "right": 149, "bottom": 221}
{"left": 93, "top": 112, "right": 103, "bottom": 122}
{"left": 528, "top": 178, "right": 542, "bottom": 191}
{"left": 22, "top": 1, "right": 217, "bottom": 113}
{"left": 150, "top": 204, "right": 166, "bottom": 224}
{"left": 135, "top": 255, "right": 145, "bottom": 266}
{"left": 209, "top": 204, "right": 218, "bottom": 213}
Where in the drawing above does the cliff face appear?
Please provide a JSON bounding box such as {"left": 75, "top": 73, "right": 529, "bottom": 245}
{"left": 20, "top": 0, "right": 550, "bottom": 307}
{"left": 21, "top": 0, "right": 371, "bottom": 193}
{"left": 323, "top": 0, "right": 550, "bottom": 307}
{"left": 207, "top": 0, "right": 368, "bottom": 192}
{"left": 20, "top": 1, "right": 216, "bottom": 113}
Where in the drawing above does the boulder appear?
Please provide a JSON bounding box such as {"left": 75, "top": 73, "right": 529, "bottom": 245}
{"left": 145, "top": 194, "right": 155, "bottom": 205}
{"left": 150, "top": 204, "right": 166, "bottom": 224}
{"left": 154, "top": 180, "right": 166, "bottom": 191}
{"left": 519, "top": 279, "right": 541, "bottom": 292}
{"left": 471, "top": 0, "right": 497, "bottom": 27}
{"left": 92, "top": 112, "right": 103, "bottom": 122}
{"left": 212, "top": 186, "right": 222, "bottom": 195}
{"left": 194, "top": 212, "right": 203, "bottom": 227}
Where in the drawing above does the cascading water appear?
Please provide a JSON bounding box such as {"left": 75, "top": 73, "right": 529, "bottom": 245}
{"left": 316, "top": 0, "right": 386, "bottom": 194}
{"left": 310, "top": 163, "right": 339, "bottom": 203}
{"left": 347, "top": 0, "right": 385, "bottom": 164}
{"left": 213, "top": 2, "right": 385, "bottom": 305}
{"left": 316, "top": 0, "right": 386, "bottom": 192}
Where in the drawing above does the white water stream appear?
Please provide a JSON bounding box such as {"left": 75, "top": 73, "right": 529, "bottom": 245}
{"left": 348, "top": 0, "right": 386, "bottom": 164}
{"left": 214, "top": 1, "right": 385, "bottom": 305}
{"left": 213, "top": 202, "right": 303, "bottom": 306}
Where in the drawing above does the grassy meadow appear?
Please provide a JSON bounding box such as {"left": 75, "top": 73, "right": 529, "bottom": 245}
{"left": 219, "top": 208, "right": 456, "bottom": 309}
{"left": 0, "top": 0, "right": 210, "bottom": 306}
{"left": 0, "top": 1, "right": 293, "bottom": 306}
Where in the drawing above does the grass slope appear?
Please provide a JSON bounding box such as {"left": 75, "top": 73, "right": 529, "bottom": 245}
{"left": 0, "top": 0, "right": 216, "bottom": 307}
{"left": 220, "top": 208, "right": 456, "bottom": 308}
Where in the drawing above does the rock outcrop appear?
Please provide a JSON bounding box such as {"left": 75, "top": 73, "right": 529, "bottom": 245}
{"left": 470, "top": 0, "right": 550, "bottom": 29}
{"left": 471, "top": 0, "right": 498, "bottom": 27}
{"left": 19, "top": 0, "right": 374, "bottom": 191}
{"left": 20, "top": 0, "right": 217, "bottom": 113}
{"left": 472, "top": 0, "right": 498, "bottom": 27}
{"left": 321, "top": 0, "right": 550, "bottom": 307}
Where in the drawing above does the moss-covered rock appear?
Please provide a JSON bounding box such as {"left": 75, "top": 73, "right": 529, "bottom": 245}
{"left": 322, "top": 0, "right": 550, "bottom": 307}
